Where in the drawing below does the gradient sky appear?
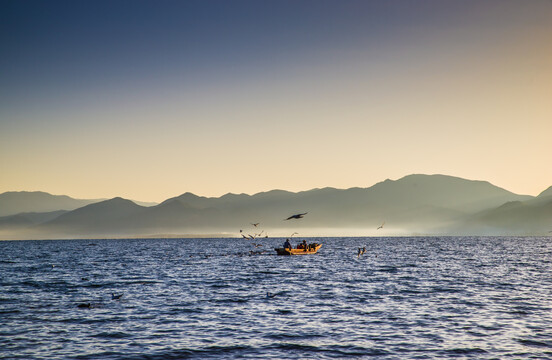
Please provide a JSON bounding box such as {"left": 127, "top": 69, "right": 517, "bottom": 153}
{"left": 1, "top": 0, "right": 551, "bottom": 202}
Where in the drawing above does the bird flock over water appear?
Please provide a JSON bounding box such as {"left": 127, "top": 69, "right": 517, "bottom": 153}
{"left": 74, "top": 212, "right": 388, "bottom": 308}
{"left": 238, "top": 212, "right": 386, "bottom": 258}
{"left": 237, "top": 212, "right": 312, "bottom": 254}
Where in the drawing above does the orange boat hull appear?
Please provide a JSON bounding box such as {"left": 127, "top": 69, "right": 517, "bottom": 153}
{"left": 274, "top": 244, "right": 322, "bottom": 255}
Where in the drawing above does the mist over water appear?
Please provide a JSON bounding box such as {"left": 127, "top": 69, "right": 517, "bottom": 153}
{"left": 1, "top": 237, "right": 551, "bottom": 359}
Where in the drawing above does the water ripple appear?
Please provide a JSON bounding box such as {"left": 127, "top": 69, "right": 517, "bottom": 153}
{"left": 1, "top": 237, "right": 552, "bottom": 359}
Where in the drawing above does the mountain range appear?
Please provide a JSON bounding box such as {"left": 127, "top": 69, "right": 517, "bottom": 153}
{"left": 1, "top": 174, "right": 551, "bottom": 239}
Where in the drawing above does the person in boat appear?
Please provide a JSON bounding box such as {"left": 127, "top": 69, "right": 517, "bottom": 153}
{"left": 284, "top": 238, "right": 292, "bottom": 249}
{"left": 301, "top": 240, "right": 307, "bottom": 251}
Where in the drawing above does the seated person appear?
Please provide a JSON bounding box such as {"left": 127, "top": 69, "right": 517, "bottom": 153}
{"left": 283, "top": 239, "right": 292, "bottom": 249}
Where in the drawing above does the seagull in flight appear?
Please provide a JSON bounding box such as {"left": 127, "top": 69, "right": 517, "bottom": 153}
{"left": 251, "top": 223, "right": 260, "bottom": 227}
{"left": 285, "top": 212, "right": 308, "bottom": 220}
{"left": 377, "top": 221, "right": 385, "bottom": 230}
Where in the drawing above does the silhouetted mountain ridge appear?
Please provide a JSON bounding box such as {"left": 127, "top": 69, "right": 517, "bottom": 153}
{"left": 39, "top": 197, "right": 147, "bottom": 234}
{"left": 0, "top": 174, "right": 549, "bottom": 239}
{"left": 0, "top": 191, "right": 101, "bottom": 217}
{"left": 0, "top": 191, "right": 158, "bottom": 217}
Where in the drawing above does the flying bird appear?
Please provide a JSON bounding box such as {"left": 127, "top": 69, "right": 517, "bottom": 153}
{"left": 377, "top": 222, "right": 385, "bottom": 230}
{"left": 285, "top": 212, "right": 308, "bottom": 220}
{"left": 251, "top": 223, "right": 260, "bottom": 227}
{"left": 111, "top": 293, "right": 123, "bottom": 300}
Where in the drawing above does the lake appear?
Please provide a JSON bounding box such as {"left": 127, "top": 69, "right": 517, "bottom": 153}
{"left": 1, "top": 237, "right": 551, "bottom": 359}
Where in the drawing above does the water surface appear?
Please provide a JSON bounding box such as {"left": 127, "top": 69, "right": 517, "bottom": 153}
{"left": 1, "top": 237, "right": 551, "bottom": 359}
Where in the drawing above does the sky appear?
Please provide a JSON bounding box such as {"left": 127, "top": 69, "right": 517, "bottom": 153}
{"left": 1, "top": 0, "right": 551, "bottom": 203}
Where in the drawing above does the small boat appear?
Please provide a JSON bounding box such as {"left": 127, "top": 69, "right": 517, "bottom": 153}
{"left": 274, "top": 243, "right": 322, "bottom": 255}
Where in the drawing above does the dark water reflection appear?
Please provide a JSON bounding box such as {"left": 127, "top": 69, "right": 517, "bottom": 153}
{"left": 1, "top": 237, "right": 551, "bottom": 359}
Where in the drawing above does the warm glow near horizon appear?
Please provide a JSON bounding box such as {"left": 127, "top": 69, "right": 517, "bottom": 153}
{"left": 1, "top": 0, "right": 551, "bottom": 203}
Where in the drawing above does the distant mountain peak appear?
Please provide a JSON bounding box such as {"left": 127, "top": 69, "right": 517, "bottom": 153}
{"left": 77, "top": 197, "right": 141, "bottom": 211}
{"left": 220, "top": 192, "right": 249, "bottom": 200}
{"left": 106, "top": 197, "right": 134, "bottom": 203}
{"left": 181, "top": 191, "right": 200, "bottom": 196}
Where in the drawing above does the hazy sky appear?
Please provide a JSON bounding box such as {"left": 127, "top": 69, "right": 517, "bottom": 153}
{"left": 1, "top": 0, "right": 551, "bottom": 202}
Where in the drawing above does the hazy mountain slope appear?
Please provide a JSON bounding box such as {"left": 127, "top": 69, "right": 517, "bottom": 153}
{"left": 3, "top": 174, "right": 546, "bottom": 239}
{"left": 363, "top": 174, "right": 533, "bottom": 212}
{"left": 460, "top": 198, "right": 552, "bottom": 235}
{"left": 0, "top": 191, "right": 102, "bottom": 217}
{"left": 38, "top": 197, "right": 147, "bottom": 235}
{"left": 238, "top": 174, "right": 530, "bottom": 228}
{"left": 128, "top": 199, "right": 226, "bottom": 233}
{"left": 119, "top": 174, "right": 534, "bottom": 234}
{"left": 0, "top": 214, "right": 34, "bottom": 229}
{"left": 0, "top": 210, "right": 68, "bottom": 228}
{"left": 537, "top": 186, "right": 552, "bottom": 198}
